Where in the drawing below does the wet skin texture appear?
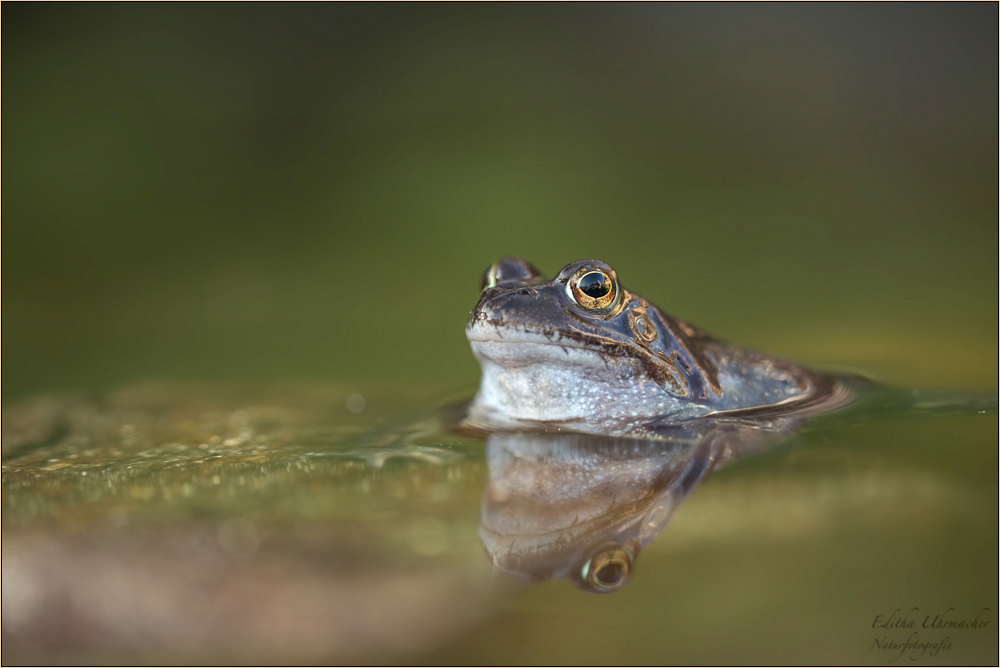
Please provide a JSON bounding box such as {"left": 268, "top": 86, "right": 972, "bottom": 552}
{"left": 466, "top": 257, "right": 847, "bottom": 437}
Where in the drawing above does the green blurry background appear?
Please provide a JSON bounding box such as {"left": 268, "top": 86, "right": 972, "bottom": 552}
{"left": 4, "top": 4, "right": 997, "bottom": 400}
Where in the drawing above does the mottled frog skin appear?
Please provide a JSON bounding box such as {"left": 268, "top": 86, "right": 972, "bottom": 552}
{"left": 466, "top": 257, "right": 849, "bottom": 437}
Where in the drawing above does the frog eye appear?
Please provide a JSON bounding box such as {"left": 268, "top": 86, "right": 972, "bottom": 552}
{"left": 479, "top": 257, "right": 545, "bottom": 292}
{"left": 569, "top": 267, "right": 618, "bottom": 311}
{"left": 578, "top": 546, "right": 633, "bottom": 593}
{"left": 479, "top": 263, "right": 499, "bottom": 292}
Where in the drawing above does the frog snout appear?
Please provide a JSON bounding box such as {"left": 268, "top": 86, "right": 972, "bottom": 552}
{"left": 473, "top": 285, "right": 551, "bottom": 322}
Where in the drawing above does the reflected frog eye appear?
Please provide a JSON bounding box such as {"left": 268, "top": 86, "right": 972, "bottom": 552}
{"left": 569, "top": 268, "right": 618, "bottom": 311}
{"left": 579, "top": 546, "right": 633, "bottom": 593}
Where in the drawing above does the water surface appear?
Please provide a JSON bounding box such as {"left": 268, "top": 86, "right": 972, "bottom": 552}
{"left": 2, "top": 380, "right": 995, "bottom": 664}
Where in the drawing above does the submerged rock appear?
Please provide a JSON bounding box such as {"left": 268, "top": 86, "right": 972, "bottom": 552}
{"left": 2, "top": 382, "right": 492, "bottom": 664}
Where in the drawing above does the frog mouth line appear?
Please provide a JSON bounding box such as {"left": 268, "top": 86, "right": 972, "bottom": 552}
{"left": 467, "top": 320, "right": 635, "bottom": 357}
{"left": 467, "top": 336, "right": 632, "bottom": 358}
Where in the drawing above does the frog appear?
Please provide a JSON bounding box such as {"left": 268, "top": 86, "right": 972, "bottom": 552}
{"left": 465, "top": 256, "right": 851, "bottom": 437}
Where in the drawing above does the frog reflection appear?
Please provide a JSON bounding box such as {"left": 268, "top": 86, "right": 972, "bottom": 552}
{"left": 478, "top": 416, "right": 803, "bottom": 593}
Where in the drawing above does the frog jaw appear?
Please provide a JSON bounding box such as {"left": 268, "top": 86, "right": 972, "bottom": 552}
{"left": 466, "top": 334, "right": 709, "bottom": 434}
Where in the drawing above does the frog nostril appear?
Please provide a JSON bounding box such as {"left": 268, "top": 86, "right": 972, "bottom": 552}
{"left": 519, "top": 288, "right": 536, "bottom": 297}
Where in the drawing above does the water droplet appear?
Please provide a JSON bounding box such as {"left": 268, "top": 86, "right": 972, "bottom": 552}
{"left": 346, "top": 393, "right": 366, "bottom": 414}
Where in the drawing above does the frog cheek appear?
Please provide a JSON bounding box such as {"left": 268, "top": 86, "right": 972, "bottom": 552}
{"left": 626, "top": 327, "right": 690, "bottom": 396}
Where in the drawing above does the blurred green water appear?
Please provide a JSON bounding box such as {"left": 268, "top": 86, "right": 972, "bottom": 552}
{"left": 2, "top": 4, "right": 997, "bottom": 665}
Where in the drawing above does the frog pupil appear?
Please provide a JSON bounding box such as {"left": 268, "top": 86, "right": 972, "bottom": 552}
{"left": 595, "top": 561, "right": 625, "bottom": 585}
{"left": 579, "top": 272, "right": 611, "bottom": 298}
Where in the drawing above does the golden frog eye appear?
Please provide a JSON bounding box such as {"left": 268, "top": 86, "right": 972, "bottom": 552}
{"left": 569, "top": 269, "right": 618, "bottom": 311}
{"left": 580, "top": 547, "right": 633, "bottom": 593}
